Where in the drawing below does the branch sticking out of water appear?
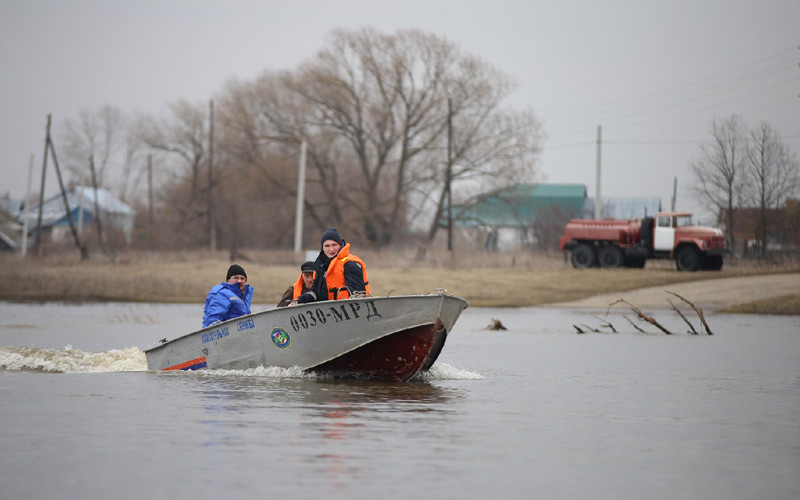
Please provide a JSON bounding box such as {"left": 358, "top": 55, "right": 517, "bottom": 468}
{"left": 668, "top": 298, "right": 699, "bottom": 334}
{"left": 623, "top": 315, "right": 646, "bottom": 333}
{"left": 486, "top": 318, "right": 507, "bottom": 331}
{"left": 591, "top": 314, "right": 617, "bottom": 333}
{"left": 665, "top": 291, "right": 713, "bottom": 335}
{"left": 608, "top": 298, "right": 673, "bottom": 334}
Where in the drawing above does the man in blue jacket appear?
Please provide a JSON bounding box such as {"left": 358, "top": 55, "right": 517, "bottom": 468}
{"left": 202, "top": 264, "right": 254, "bottom": 328}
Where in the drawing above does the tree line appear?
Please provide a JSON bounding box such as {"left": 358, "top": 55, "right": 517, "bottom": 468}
{"left": 49, "top": 28, "right": 798, "bottom": 259}
{"left": 690, "top": 115, "right": 800, "bottom": 257}
{"left": 55, "top": 27, "right": 542, "bottom": 254}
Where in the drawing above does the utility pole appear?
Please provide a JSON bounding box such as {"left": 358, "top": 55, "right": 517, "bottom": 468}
{"left": 671, "top": 176, "right": 677, "bottom": 211}
{"left": 207, "top": 99, "right": 216, "bottom": 251}
{"left": 77, "top": 181, "right": 85, "bottom": 236}
{"left": 294, "top": 140, "right": 307, "bottom": 253}
{"left": 446, "top": 98, "right": 454, "bottom": 252}
{"left": 35, "top": 114, "right": 51, "bottom": 256}
{"left": 21, "top": 154, "right": 34, "bottom": 257}
{"left": 147, "top": 154, "right": 153, "bottom": 227}
{"left": 50, "top": 137, "right": 88, "bottom": 259}
{"left": 594, "top": 124, "right": 602, "bottom": 219}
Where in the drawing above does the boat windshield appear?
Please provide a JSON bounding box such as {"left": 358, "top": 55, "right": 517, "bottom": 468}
{"left": 674, "top": 215, "right": 693, "bottom": 227}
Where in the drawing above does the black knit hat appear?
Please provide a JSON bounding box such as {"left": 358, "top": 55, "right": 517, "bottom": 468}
{"left": 300, "top": 261, "right": 314, "bottom": 273}
{"left": 226, "top": 264, "right": 247, "bottom": 280}
{"left": 320, "top": 228, "right": 344, "bottom": 248}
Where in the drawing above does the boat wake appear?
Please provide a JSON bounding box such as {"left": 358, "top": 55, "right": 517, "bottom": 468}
{"left": 0, "top": 345, "right": 147, "bottom": 373}
{"left": 1, "top": 345, "right": 483, "bottom": 380}
{"left": 416, "top": 363, "right": 485, "bottom": 381}
{"left": 195, "top": 363, "right": 484, "bottom": 381}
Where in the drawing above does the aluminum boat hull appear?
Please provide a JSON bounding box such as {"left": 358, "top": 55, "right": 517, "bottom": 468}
{"left": 144, "top": 293, "right": 468, "bottom": 381}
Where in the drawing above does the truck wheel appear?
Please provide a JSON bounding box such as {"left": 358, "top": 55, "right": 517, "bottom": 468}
{"left": 675, "top": 247, "right": 703, "bottom": 272}
{"left": 702, "top": 255, "right": 723, "bottom": 271}
{"left": 571, "top": 244, "right": 596, "bottom": 268}
{"left": 598, "top": 245, "right": 623, "bottom": 268}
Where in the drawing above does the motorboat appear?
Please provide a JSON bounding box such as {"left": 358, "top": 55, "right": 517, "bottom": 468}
{"left": 145, "top": 292, "right": 468, "bottom": 382}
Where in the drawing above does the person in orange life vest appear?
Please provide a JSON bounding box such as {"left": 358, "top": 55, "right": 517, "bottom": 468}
{"left": 295, "top": 228, "right": 369, "bottom": 304}
{"left": 277, "top": 261, "right": 315, "bottom": 307}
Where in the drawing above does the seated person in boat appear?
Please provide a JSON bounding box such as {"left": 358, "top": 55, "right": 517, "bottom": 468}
{"left": 277, "top": 261, "right": 315, "bottom": 307}
{"left": 202, "top": 264, "right": 254, "bottom": 327}
{"left": 295, "top": 228, "right": 369, "bottom": 304}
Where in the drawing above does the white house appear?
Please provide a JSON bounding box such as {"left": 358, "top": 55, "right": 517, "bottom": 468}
{"left": 16, "top": 186, "right": 137, "bottom": 244}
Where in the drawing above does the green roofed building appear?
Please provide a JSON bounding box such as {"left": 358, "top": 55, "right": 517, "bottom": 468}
{"left": 452, "top": 184, "right": 587, "bottom": 227}
{"left": 446, "top": 183, "right": 588, "bottom": 250}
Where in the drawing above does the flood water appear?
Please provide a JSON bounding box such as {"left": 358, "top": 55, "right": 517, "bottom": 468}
{"left": 1, "top": 301, "right": 798, "bottom": 500}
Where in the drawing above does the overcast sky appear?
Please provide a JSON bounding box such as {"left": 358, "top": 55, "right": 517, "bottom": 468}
{"left": 1, "top": 0, "right": 798, "bottom": 223}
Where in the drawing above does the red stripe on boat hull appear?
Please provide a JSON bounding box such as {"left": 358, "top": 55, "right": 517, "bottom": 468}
{"left": 163, "top": 356, "right": 208, "bottom": 371}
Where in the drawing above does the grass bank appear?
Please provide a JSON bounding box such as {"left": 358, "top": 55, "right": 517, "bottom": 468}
{"left": 1, "top": 249, "right": 797, "bottom": 309}
{"left": 719, "top": 294, "right": 800, "bottom": 315}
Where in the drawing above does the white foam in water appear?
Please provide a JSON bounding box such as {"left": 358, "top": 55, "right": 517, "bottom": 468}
{"left": 0, "top": 346, "right": 147, "bottom": 373}
{"left": 194, "top": 363, "right": 483, "bottom": 380}
{"left": 415, "top": 363, "right": 484, "bottom": 381}
{"left": 1, "top": 346, "right": 482, "bottom": 381}
{"left": 194, "top": 365, "right": 313, "bottom": 379}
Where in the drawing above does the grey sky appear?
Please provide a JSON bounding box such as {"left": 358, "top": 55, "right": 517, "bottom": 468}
{"left": 1, "top": 0, "right": 798, "bottom": 223}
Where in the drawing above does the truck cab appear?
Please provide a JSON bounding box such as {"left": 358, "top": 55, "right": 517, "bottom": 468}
{"left": 650, "top": 212, "right": 727, "bottom": 270}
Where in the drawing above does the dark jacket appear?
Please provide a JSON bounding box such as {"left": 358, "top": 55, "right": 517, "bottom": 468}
{"left": 276, "top": 274, "right": 313, "bottom": 308}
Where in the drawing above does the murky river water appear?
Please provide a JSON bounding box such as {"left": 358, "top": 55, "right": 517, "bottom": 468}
{"left": 1, "top": 301, "right": 798, "bottom": 500}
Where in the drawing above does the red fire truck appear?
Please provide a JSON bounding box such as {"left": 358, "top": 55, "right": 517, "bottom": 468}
{"left": 558, "top": 211, "right": 728, "bottom": 271}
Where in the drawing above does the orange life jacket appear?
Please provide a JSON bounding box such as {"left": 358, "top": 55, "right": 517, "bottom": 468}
{"left": 325, "top": 243, "right": 370, "bottom": 300}
{"left": 292, "top": 271, "right": 315, "bottom": 299}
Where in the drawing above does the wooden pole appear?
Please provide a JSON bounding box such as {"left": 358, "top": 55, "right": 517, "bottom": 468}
{"left": 207, "top": 99, "right": 216, "bottom": 251}
{"left": 594, "top": 124, "right": 602, "bottom": 219}
{"left": 147, "top": 154, "right": 153, "bottom": 226}
{"left": 446, "top": 98, "right": 453, "bottom": 252}
{"left": 49, "top": 138, "right": 88, "bottom": 259}
{"left": 35, "top": 114, "right": 51, "bottom": 256}
{"left": 21, "top": 154, "right": 34, "bottom": 257}
{"left": 671, "top": 176, "right": 677, "bottom": 211}
{"left": 88, "top": 155, "right": 107, "bottom": 257}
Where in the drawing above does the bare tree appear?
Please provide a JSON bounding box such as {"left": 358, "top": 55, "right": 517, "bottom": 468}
{"left": 118, "top": 116, "right": 148, "bottom": 204}
{"left": 531, "top": 203, "right": 581, "bottom": 251}
{"left": 426, "top": 107, "right": 541, "bottom": 241}
{"left": 690, "top": 115, "right": 748, "bottom": 252}
{"left": 219, "top": 27, "right": 541, "bottom": 246}
{"left": 60, "top": 106, "right": 127, "bottom": 257}
{"left": 61, "top": 106, "right": 124, "bottom": 187}
{"left": 142, "top": 100, "right": 208, "bottom": 202}
{"left": 745, "top": 121, "right": 800, "bottom": 257}
{"left": 140, "top": 100, "right": 211, "bottom": 243}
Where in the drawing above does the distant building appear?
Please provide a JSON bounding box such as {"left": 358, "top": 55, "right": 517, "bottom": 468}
{"left": 0, "top": 205, "right": 22, "bottom": 252}
{"left": 720, "top": 200, "right": 800, "bottom": 257}
{"left": 445, "top": 183, "right": 663, "bottom": 250}
{"left": 445, "top": 184, "right": 585, "bottom": 250}
{"left": 583, "top": 196, "right": 662, "bottom": 220}
{"left": 15, "top": 186, "right": 137, "bottom": 245}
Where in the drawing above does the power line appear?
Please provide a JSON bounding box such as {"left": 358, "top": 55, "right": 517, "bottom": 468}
{"left": 545, "top": 72, "right": 800, "bottom": 130}
{"left": 543, "top": 75, "right": 800, "bottom": 140}
{"left": 548, "top": 133, "right": 800, "bottom": 150}
{"left": 538, "top": 46, "right": 798, "bottom": 116}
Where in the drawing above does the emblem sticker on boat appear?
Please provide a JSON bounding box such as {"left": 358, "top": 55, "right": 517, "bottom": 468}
{"left": 271, "top": 327, "right": 291, "bottom": 349}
